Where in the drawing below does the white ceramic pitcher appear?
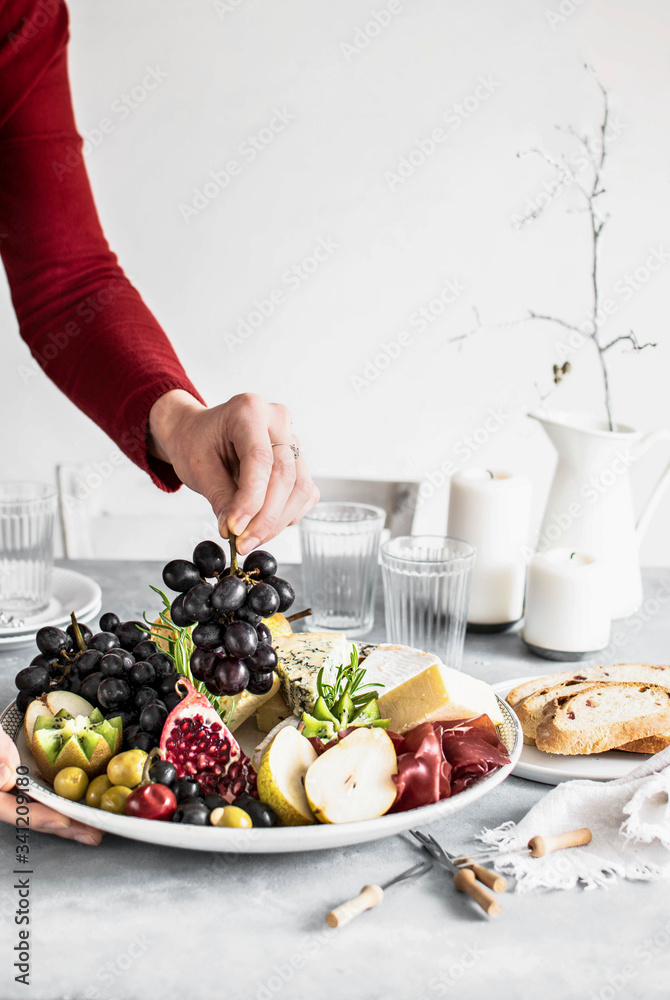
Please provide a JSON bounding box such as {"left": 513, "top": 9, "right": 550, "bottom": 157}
{"left": 530, "top": 409, "right": 670, "bottom": 619}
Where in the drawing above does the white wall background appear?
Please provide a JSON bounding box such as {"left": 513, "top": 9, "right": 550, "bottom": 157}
{"left": 2, "top": 0, "right": 670, "bottom": 563}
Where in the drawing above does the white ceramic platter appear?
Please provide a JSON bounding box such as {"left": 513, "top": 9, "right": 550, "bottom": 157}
{"left": 1, "top": 694, "right": 522, "bottom": 853}
{"left": 0, "top": 568, "right": 102, "bottom": 650}
{"left": 491, "top": 677, "right": 650, "bottom": 785}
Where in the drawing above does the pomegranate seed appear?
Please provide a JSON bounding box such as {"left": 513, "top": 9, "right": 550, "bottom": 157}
{"left": 161, "top": 682, "right": 257, "bottom": 802}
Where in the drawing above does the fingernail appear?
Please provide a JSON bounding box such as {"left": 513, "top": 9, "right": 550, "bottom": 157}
{"left": 75, "top": 834, "right": 99, "bottom": 846}
{"left": 41, "top": 818, "right": 72, "bottom": 831}
{"left": 240, "top": 536, "right": 260, "bottom": 554}
{"left": 217, "top": 517, "right": 229, "bottom": 538}
{"left": 229, "top": 515, "right": 251, "bottom": 537}
{"left": 0, "top": 763, "right": 12, "bottom": 787}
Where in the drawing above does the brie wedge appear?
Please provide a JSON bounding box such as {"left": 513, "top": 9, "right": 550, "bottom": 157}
{"left": 359, "top": 644, "right": 444, "bottom": 695}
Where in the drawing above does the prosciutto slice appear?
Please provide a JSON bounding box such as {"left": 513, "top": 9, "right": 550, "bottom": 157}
{"left": 389, "top": 723, "right": 452, "bottom": 813}
{"left": 390, "top": 715, "right": 510, "bottom": 812}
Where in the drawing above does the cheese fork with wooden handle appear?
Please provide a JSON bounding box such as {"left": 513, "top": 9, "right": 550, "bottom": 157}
{"left": 326, "top": 860, "right": 432, "bottom": 928}
{"left": 410, "top": 830, "right": 502, "bottom": 918}
{"left": 453, "top": 827, "right": 592, "bottom": 866}
{"left": 446, "top": 854, "right": 507, "bottom": 893}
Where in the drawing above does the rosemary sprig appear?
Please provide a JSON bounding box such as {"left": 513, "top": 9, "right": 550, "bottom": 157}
{"left": 316, "top": 646, "right": 384, "bottom": 711}
{"left": 143, "top": 585, "right": 233, "bottom": 723}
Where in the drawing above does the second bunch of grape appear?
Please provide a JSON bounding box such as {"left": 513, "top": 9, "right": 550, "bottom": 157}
{"left": 161, "top": 540, "right": 295, "bottom": 699}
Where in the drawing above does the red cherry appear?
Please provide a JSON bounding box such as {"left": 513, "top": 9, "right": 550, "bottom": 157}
{"left": 125, "top": 783, "right": 177, "bottom": 821}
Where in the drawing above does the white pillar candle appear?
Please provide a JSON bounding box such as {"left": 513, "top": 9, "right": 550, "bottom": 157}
{"left": 523, "top": 549, "right": 611, "bottom": 653}
{"left": 447, "top": 469, "right": 532, "bottom": 627}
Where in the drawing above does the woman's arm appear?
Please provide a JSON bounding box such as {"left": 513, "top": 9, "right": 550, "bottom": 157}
{"left": 0, "top": 0, "right": 203, "bottom": 491}
{"left": 0, "top": 1, "right": 318, "bottom": 550}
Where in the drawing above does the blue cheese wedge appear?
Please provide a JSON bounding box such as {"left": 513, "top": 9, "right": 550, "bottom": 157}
{"left": 274, "top": 632, "right": 351, "bottom": 715}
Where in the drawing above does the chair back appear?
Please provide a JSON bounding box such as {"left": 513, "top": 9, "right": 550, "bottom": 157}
{"left": 313, "top": 477, "right": 420, "bottom": 537}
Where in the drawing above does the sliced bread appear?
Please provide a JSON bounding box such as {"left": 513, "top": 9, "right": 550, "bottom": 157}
{"left": 516, "top": 680, "right": 596, "bottom": 743}
{"left": 507, "top": 670, "right": 594, "bottom": 709}
{"left": 507, "top": 663, "right": 670, "bottom": 710}
{"left": 525, "top": 732, "right": 670, "bottom": 752}
{"left": 535, "top": 682, "right": 670, "bottom": 755}
{"left": 514, "top": 665, "right": 670, "bottom": 742}
{"left": 617, "top": 734, "right": 670, "bottom": 753}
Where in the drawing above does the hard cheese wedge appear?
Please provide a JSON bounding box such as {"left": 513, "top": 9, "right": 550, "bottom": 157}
{"left": 274, "top": 632, "right": 352, "bottom": 715}
{"left": 255, "top": 690, "right": 293, "bottom": 733}
{"left": 220, "top": 674, "right": 281, "bottom": 733}
{"left": 376, "top": 661, "right": 503, "bottom": 733}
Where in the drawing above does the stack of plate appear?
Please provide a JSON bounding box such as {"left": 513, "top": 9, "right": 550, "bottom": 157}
{"left": 0, "top": 568, "right": 102, "bottom": 651}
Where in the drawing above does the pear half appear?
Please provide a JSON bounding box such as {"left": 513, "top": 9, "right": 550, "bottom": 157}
{"left": 257, "top": 725, "right": 317, "bottom": 826}
{"left": 304, "top": 728, "right": 398, "bottom": 824}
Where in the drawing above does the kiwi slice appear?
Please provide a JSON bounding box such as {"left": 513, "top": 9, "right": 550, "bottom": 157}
{"left": 31, "top": 709, "right": 122, "bottom": 784}
{"left": 350, "top": 700, "right": 383, "bottom": 725}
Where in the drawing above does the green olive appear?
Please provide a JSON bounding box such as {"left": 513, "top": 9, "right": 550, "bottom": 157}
{"left": 107, "top": 750, "right": 148, "bottom": 789}
{"left": 100, "top": 785, "right": 132, "bottom": 814}
{"left": 210, "top": 805, "right": 253, "bottom": 829}
{"left": 85, "top": 774, "right": 113, "bottom": 808}
{"left": 54, "top": 767, "right": 89, "bottom": 802}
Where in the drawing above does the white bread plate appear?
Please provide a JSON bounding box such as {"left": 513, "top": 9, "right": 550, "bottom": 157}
{"left": 491, "top": 676, "right": 651, "bottom": 785}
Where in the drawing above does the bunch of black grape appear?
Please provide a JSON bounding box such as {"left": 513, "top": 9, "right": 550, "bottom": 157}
{"left": 14, "top": 613, "right": 186, "bottom": 752}
{"left": 162, "top": 540, "right": 295, "bottom": 698}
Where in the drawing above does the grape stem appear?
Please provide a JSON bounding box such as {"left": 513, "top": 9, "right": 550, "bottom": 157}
{"left": 69, "top": 612, "right": 88, "bottom": 653}
{"left": 229, "top": 534, "right": 239, "bottom": 575}
{"left": 287, "top": 608, "right": 312, "bottom": 623}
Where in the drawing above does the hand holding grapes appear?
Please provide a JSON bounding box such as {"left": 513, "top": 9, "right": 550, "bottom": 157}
{"left": 149, "top": 390, "right": 319, "bottom": 554}
{"left": 0, "top": 731, "right": 103, "bottom": 845}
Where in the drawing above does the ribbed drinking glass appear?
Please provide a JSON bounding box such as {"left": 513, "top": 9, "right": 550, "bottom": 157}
{"left": 0, "top": 482, "right": 58, "bottom": 619}
{"left": 299, "top": 502, "right": 386, "bottom": 636}
{"left": 380, "top": 535, "right": 476, "bottom": 667}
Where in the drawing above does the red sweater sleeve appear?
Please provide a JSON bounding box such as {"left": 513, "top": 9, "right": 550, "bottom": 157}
{"left": 0, "top": 0, "right": 205, "bottom": 491}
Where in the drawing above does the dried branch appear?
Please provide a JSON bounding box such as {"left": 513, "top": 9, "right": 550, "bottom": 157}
{"left": 517, "top": 145, "right": 590, "bottom": 204}
{"left": 446, "top": 306, "right": 482, "bottom": 350}
{"left": 507, "top": 66, "right": 656, "bottom": 430}
{"left": 527, "top": 310, "right": 583, "bottom": 334}
{"left": 601, "top": 331, "right": 658, "bottom": 354}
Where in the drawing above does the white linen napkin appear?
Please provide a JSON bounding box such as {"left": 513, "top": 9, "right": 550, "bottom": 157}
{"left": 475, "top": 747, "right": 670, "bottom": 891}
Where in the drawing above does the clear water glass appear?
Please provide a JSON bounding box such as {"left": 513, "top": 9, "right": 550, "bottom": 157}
{"left": 299, "top": 502, "right": 386, "bottom": 636}
{"left": 0, "top": 482, "right": 58, "bottom": 619}
{"left": 380, "top": 535, "right": 476, "bottom": 667}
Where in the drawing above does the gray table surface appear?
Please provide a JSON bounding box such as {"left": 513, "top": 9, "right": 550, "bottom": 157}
{"left": 1, "top": 561, "right": 669, "bottom": 1000}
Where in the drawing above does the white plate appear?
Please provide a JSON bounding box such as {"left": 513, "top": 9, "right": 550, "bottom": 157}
{"left": 0, "top": 568, "right": 102, "bottom": 650}
{"left": 491, "top": 677, "right": 650, "bottom": 784}
{"left": 1, "top": 696, "right": 522, "bottom": 853}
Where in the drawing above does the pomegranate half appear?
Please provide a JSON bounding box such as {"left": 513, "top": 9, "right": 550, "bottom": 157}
{"left": 159, "top": 679, "right": 257, "bottom": 802}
